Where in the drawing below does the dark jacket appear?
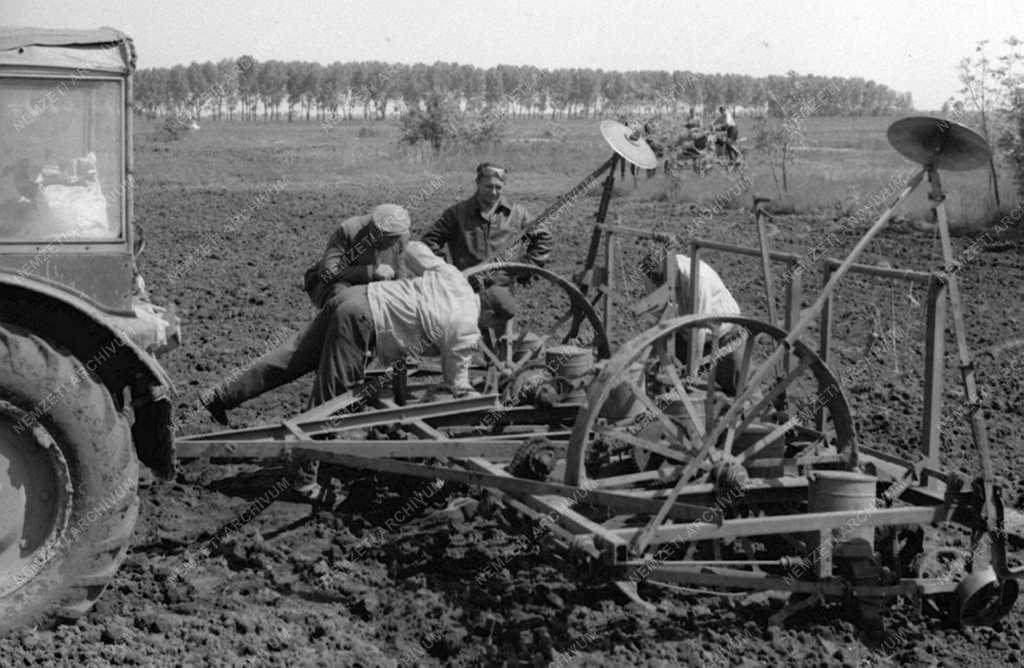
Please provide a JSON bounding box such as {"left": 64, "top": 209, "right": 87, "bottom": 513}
{"left": 303, "top": 214, "right": 405, "bottom": 308}
{"left": 420, "top": 195, "right": 552, "bottom": 270}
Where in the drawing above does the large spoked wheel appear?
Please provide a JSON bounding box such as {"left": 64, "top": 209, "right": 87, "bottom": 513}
{"left": 0, "top": 325, "right": 138, "bottom": 631}
{"left": 463, "top": 262, "right": 610, "bottom": 394}
{"left": 565, "top": 315, "right": 855, "bottom": 489}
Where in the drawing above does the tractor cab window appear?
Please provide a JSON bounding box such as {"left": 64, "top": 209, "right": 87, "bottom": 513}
{"left": 0, "top": 77, "right": 123, "bottom": 242}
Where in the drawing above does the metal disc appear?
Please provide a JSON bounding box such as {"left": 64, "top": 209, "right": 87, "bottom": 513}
{"left": 887, "top": 116, "right": 992, "bottom": 172}
{"left": 600, "top": 120, "right": 659, "bottom": 170}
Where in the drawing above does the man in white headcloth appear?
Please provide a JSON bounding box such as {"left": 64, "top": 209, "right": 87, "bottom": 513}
{"left": 643, "top": 252, "right": 743, "bottom": 393}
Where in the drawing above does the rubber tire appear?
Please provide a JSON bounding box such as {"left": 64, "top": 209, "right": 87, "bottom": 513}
{"left": 0, "top": 324, "right": 138, "bottom": 633}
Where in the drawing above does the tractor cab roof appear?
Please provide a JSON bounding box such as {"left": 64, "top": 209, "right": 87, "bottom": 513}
{"left": 0, "top": 27, "right": 135, "bottom": 74}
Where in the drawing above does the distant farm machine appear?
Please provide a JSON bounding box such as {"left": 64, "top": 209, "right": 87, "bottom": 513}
{"left": 177, "top": 118, "right": 1024, "bottom": 628}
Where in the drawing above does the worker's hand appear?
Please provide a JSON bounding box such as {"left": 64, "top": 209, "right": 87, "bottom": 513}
{"left": 374, "top": 264, "right": 396, "bottom": 280}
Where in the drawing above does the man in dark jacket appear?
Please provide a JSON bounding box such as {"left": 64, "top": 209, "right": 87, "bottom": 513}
{"left": 421, "top": 163, "right": 552, "bottom": 325}
{"left": 199, "top": 204, "right": 410, "bottom": 424}
{"left": 303, "top": 203, "right": 410, "bottom": 309}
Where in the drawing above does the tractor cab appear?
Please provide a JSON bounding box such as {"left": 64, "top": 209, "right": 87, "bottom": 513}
{"left": 0, "top": 28, "right": 178, "bottom": 352}
{"left": 0, "top": 28, "right": 152, "bottom": 314}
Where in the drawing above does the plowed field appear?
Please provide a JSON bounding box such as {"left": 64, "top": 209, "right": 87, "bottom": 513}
{"left": 4, "top": 120, "right": 1024, "bottom": 667}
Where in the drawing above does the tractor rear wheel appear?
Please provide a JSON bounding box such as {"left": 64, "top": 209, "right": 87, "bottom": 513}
{"left": 0, "top": 324, "right": 138, "bottom": 632}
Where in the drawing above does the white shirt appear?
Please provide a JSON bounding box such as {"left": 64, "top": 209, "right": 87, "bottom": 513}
{"left": 672, "top": 254, "right": 741, "bottom": 352}
{"left": 367, "top": 264, "right": 480, "bottom": 391}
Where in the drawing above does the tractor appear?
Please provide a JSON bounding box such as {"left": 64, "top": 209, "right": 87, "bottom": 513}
{"left": 0, "top": 28, "right": 179, "bottom": 630}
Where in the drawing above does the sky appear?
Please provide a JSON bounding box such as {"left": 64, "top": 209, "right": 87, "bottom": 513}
{"left": 3, "top": 0, "right": 1020, "bottom": 110}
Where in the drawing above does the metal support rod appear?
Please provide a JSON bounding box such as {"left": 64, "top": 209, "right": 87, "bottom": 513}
{"left": 177, "top": 394, "right": 501, "bottom": 442}
{"left": 785, "top": 265, "right": 803, "bottom": 375}
{"left": 686, "top": 246, "right": 702, "bottom": 377}
{"left": 921, "top": 275, "right": 948, "bottom": 471}
{"left": 603, "top": 230, "right": 616, "bottom": 337}
{"left": 578, "top": 153, "right": 620, "bottom": 296}
{"left": 691, "top": 238, "right": 802, "bottom": 264}
{"left": 930, "top": 167, "right": 1000, "bottom": 570}
{"left": 596, "top": 223, "right": 674, "bottom": 243}
{"left": 754, "top": 197, "right": 779, "bottom": 326}
{"left": 817, "top": 266, "right": 834, "bottom": 432}
{"left": 569, "top": 153, "right": 620, "bottom": 339}
{"left": 618, "top": 504, "right": 954, "bottom": 544}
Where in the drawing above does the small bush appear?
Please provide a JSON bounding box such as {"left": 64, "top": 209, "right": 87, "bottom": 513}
{"left": 398, "top": 94, "right": 460, "bottom": 151}
{"left": 398, "top": 95, "right": 508, "bottom": 151}
{"left": 454, "top": 105, "right": 508, "bottom": 146}
{"left": 542, "top": 123, "right": 569, "bottom": 141}
{"left": 357, "top": 126, "right": 381, "bottom": 139}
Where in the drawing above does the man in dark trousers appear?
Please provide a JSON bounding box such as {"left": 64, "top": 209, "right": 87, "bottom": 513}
{"left": 303, "top": 203, "right": 411, "bottom": 309}
{"left": 198, "top": 241, "right": 481, "bottom": 502}
{"left": 198, "top": 203, "right": 410, "bottom": 423}
{"left": 421, "top": 162, "right": 552, "bottom": 327}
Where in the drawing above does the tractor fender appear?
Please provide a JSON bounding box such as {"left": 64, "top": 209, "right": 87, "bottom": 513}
{"left": 0, "top": 273, "right": 176, "bottom": 478}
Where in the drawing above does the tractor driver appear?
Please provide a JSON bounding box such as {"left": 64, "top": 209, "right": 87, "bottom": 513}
{"left": 712, "top": 105, "right": 740, "bottom": 162}
{"left": 420, "top": 163, "right": 553, "bottom": 331}
{"left": 712, "top": 105, "right": 737, "bottom": 141}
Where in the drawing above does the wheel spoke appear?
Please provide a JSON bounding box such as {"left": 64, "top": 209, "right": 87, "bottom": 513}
{"left": 625, "top": 377, "right": 686, "bottom": 441}
{"left": 595, "top": 425, "right": 696, "bottom": 465}
{"left": 736, "top": 416, "right": 800, "bottom": 465}
{"left": 589, "top": 469, "right": 669, "bottom": 489}
{"left": 653, "top": 343, "right": 705, "bottom": 438}
{"left": 731, "top": 357, "right": 812, "bottom": 444}
{"left": 567, "top": 314, "right": 854, "bottom": 558}
{"left": 504, "top": 322, "right": 515, "bottom": 367}
{"left": 705, "top": 324, "right": 721, "bottom": 437}
{"left": 478, "top": 330, "right": 504, "bottom": 369}
{"left": 634, "top": 346, "right": 800, "bottom": 554}
{"left": 734, "top": 330, "right": 758, "bottom": 397}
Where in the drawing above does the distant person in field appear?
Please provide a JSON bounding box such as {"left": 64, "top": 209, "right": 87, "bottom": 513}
{"left": 711, "top": 105, "right": 740, "bottom": 162}
{"left": 302, "top": 203, "right": 411, "bottom": 309}
{"left": 685, "top": 107, "right": 700, "bottom": 130}
{"left": 421, "top": 162, "right": 553, "bottom": 332}
{"left": 712, "top": 105, "right": 737, "bottom": 141}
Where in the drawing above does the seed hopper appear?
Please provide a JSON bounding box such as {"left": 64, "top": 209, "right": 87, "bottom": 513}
{"left": 176, "top": 117, "right": 1024, "bottom": 628}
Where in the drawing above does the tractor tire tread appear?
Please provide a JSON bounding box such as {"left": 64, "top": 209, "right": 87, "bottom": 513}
{"left": 0, "top": 324, "right": 138, "bottom": 633}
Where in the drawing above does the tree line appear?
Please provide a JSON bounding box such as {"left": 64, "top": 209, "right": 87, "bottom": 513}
{"left": 134, "top": 58, "right": 914, "bottom": 123}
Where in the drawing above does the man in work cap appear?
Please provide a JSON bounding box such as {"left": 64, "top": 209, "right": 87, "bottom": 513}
{"left": 199, "top": 241, "right": 481, "bottom": 502}
{"left": 303, "top": 202, "right": 411, "bottom": 309}
{"left": 199, "top": 203, "right": 410, "bottom": 426}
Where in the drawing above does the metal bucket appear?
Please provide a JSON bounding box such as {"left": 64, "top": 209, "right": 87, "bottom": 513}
{"left": 808, "top": 471, "right": 877, "bottom": 557}
{"left": 599, "top": 361, "right": 646, "bottom": 420}
{"left": 545, "top": 345, "right": 594, "bottom": 399}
